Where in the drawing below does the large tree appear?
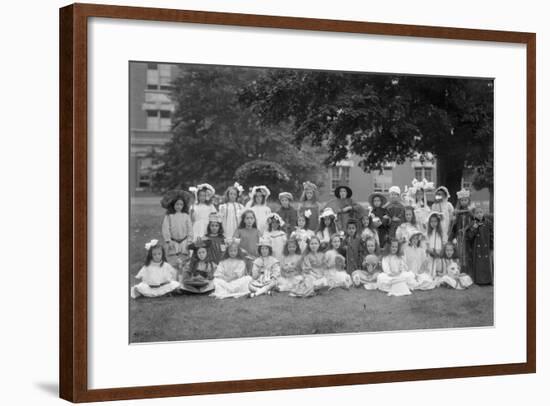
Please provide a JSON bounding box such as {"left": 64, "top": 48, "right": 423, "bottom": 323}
{"left": 240, "top": 70, "right": 494, "bottom": 204}
{"left": 153, "top": 65, "right": 324, "bottom": 196}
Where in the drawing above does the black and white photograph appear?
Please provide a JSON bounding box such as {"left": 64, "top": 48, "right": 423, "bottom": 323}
{"left": 129, "top": 61, "right": 494, "bottom": 343}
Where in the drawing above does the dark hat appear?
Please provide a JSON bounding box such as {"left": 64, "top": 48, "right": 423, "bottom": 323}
{"left": 334, "top": 185, "right": 353, "bottom": 198}
{"left": 368, "top": 192, "right": 387, "bottom": 207}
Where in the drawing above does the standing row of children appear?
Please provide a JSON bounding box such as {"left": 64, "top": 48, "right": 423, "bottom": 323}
{"left": 131, "top": 179, "right": 493, "bottom": 299}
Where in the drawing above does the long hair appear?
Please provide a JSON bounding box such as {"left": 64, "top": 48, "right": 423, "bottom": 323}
{"left": 238, "top": 209, "right": 257, "bottom": 229}
{"left": 383, "top": 238, "right": 404, "bottom": 257}
{"left": 268, "top": 217, "right": 282, "bottom": 232}
{"left": 188, "top": 246, "right": 212, "bottom": 272}
{"left": 165, "top": 198, "right": 189, "bottom": 215}
{"left": 300, "top": 188, "right": 318, "bottom": 203}
{"left": 224, "top": 186, "right": 240, "bottom": 203}
{"left": 442, "top": 242, "right": 459, "bottom": 260}
{"left": 427, "top": 214, "right": 443, "bottom": 237}
{"left": 251, "top": 192, "right": 266, "bottom": 206}
{"left": 196, "top": 188, "right": 212, "bottom": 205}
{"left": 144, "top": 244, "right": 167, "bottom": 266}
{"left": 304, "top": 235, "right": 322, "bottom": 255}
{"left": 206, "top": 220, "right": 224, "bottom": 237}
{"left": 317, "top": 215, "right": 337, "bottom": 236}
{"left": 403, "top": 206, "right": 417, "bottom": 225}
{"left": 257, "top": 244, "right": 273, "bottom": 256}
{"left": 296, "top": 213, "right": 310, "bottom": 230}
{"left": 363, "top": 236, "right": 380, "bottom": 256}
{"left": 283, "top": 238, "right": 302, "bottom": 256}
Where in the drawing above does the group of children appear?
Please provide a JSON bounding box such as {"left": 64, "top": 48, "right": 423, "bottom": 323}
{"left": 131, "top": 179, "right": 493, "bottom": 300}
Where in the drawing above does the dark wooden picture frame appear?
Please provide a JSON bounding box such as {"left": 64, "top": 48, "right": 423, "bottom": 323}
{"left": 59, "top": 3, "right": 536, "bottom": 402}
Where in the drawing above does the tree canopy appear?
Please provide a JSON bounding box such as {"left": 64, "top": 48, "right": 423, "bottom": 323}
{"left": 239, "top": 69, "right": 494, "bottom": 203}
{"left": 153, "top": 65, "right": 324, "bottom": 196}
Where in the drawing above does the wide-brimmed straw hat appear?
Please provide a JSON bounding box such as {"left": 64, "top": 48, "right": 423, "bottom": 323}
{"left": 160, "top": 189, "right": 193, "bottom": 210}
{"left": 368, "top": 192, "right": 387, "bottom": 207}
{"left": 319, "top": 207, "right": 337, "bottom": 219}
{"left": 334, "top": 184, "right": 353, "bottom": 198}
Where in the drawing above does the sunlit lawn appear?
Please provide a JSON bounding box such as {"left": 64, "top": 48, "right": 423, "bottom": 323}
{"left": 129, "top": 197, "right": 493, "bottom": 343}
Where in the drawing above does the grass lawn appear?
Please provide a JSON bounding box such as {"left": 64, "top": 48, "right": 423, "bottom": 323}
{"left": 129, "top": 197, "right": 494, "bottom": 343}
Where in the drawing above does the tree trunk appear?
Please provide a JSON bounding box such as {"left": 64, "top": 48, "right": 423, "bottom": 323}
{"left": 436, "top": 152, "right": 464, "bottom": 206}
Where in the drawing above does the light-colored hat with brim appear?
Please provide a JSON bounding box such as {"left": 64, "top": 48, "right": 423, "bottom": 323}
{"left": 302, "top": 181, "right": 318, "bottom": 191}
{"left": 389, "top": 185, "right": 401, "bottom": 195}
{"left": 409, "top": 230, "right": 425, "bottom": 242}
{"left": 208, "top": 213, "right": 222, "bottom": 223}
{"left": 267, "top": 212, "right": 285, "bottom": 226}
{"left": 278, "top": 192, "right": 293, "bottom": 201}
{"left": 334, "top": 184, "right": 353, "bottom": 198}
{"left": 258, "top": 236, "right": 273, "bottom": 248}
{"left": 319, "top": 207, "right": 337, "bottom": 219}
{"left": 435, "top": 186, "right": 450, "bottom": 198}
{"left": 197, "top": 183, "right": 216, "bottom": 195}
{"left": 250, "top": 185, "right": 271, "bottom": 199}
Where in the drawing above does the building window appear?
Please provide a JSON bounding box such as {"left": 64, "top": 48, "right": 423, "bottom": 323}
{"left": 137, "top": 157, "right": 153, "bottom": 189}
{"left": 373, "top": 167, "right": 393, "bottom": 193}
{"left": 414, "top": 166, "right": 433, "bottom": 182}
{"left": 146, "top": 63, "right": 172, "bottom": 90}
{"left": 146, "top": 109, "right": 172, "bottom": 131}
{"left": 330, "top": 166, "right": 351, "bottom": 191}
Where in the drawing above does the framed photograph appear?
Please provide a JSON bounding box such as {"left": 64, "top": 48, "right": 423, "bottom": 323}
{"left": 59, "top": 3, "right": 536, "bottom": 402}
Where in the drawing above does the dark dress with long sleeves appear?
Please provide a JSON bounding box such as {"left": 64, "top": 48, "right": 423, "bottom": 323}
{"left": 205, "top": 234, "right": 224, "bottom": 264}
{"left": 341, "top": 235, "right": 365, "bottom": 275}
{"left": 277, "top": 205, "right": 298, "bottom": 236}
{"left": 371, "top": 206, "right": 390, "bottom": 248}
{"left": 466, "top": 218, "right": 493, "bottom": 285}
{"left": 450, "top": 209, "right": 474, "bottom": 277}
{"left": 384, "top": 201, "right": 405, "bottom": 241}
{"left": 325, "top": 198, "right": 365, "bottom": 231}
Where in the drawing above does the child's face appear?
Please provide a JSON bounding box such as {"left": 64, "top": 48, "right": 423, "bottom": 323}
{"left": 390, "top": 241, "right": 399, "bottom": 255}
{"left": 228, "top": 245, "right": 239, "bottom": 258}
{"left": 271, "top": 220, "right": 280, "bottom": 230}
{"left": 227, "top": 189, "right": 237, "bottom": 202}
{"left": 212, "top": 196, "right": 219, "bottom": 205}
{"left": 415, "top": 190, "right": 423, "bottom": 201}
{"left": 210, "top": 222, "right": 220, "bottom": 234}
{"left": 198, "top": 191, "right": 206, "bottom": 203}
{"left": 254, "top": 192, "right": 263, "bottom": 204}
{"left": 244, "top": 213, "right": 255, "bottom": 227}
{"left": 323, "top": 216, "right": 332, "bottom": 226}
{"left": 297, "top": 217, "right": 306, "bottom": 228}
{"left": 280, "top": 197, "right": 290, "bottom": 207}
{"left": 430, "top": 216, "right": 439, "bottom": 228}
{"left": 373, "top": 196, "right": 382, "bottom": 207}
{"left": 338, "top": 188, "right": 348, "bottom": 199}
{"left": 174, "top": 199, "right": 184, "bottom": 212}
{"left": 309, "top": 239, "right": 320, "bottom": 252}
{"left": 405, "top": 209, "right": 413, "bottom": 222}
{"left": 346, "top": 224, "right": 357, "bottom": 237}
{"left": 287, "top": 241, "right": 297, "bottom": 254}
{"left": 152, "top": 247, "right": 163, "bottom": 263}
{"left": 435, "top": 191, "right": 444, "bottom": 201}
{"left": 331, "top": 236, "right": 341, "bottom": 249}
{"left": 362, "top": 217, "right": 370, "bottom": 227}
{"left": 366, "top": 239, "right": 376, "bottom": 254}
{"left": 389, "top": 192, "right": 400, "bottom": 202}
{"left": 474, "top": 208, "right": 484, "bottom": 220}
{"left": 305, "top": 190, "right": 314, "bottom": 201}
{"left": 459, "top": 197, "right": 470, "bottom": 207}
{"left": 444, "top": 245, "right": 454, "bottom": 258}
{"left": 410, "top": 235, "right": 419, "bottom": 246}
{"left": 260, "top": 246, "right": 270, "bottom": 257}
{"left": 197, "top": 247, "right": 207, "bottom": 260}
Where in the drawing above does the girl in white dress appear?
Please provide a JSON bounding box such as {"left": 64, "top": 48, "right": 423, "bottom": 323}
{"left": 219, "top": 183, "right": 245, "bottom": 240}
{"left": 290, "top": 213, "right": 314, "bottom": 253}
{"left": 246, "top": 185, "right": 272, "bottom": 235}
{"left": 264, "top": 213, "right": 287, "bottom": 262}
{"left": 410, "top": 178, "right": 433, "bottom": 234}
{"left": 277, "top": 238, "right": 304, "bottom": 292}
{"left": 425, "top": 212, "right": 447, "bottom": 278}
{"left": 403, "top": 231, "right": 434, "bottom": 290}
{"left": 249, "top": 237, "right": 281, "bottom": 297}
{"left": 377, "top": 239, "right": 417, "bottom": 296}
{"left": 190, "top": 184, "right": 217, "bottom": 239}
{"left": 435, "top": 242, "right": 474, "bottom": 289}
{"left": 211, "top": 239, "right": 253, "bottom": 299}
{"left": 352, "top": 236, "right": 382, "bottom": 289}
{"left": 131, "top": 240, "right": 180, "bottom": 298}
{"left": 324, "top": 234, "right": 353, "bottom": 289}
{"left": 360, "top": 213, "right": 381, "bottom": 247}
{"left": 316, "top": 207, "right": 338, "bottom": 251}
{"left": 396, "top": 206, "right": 421, "bottom": 245}
{"left": 431, "top": 186, "right": 454, "bottom": 238}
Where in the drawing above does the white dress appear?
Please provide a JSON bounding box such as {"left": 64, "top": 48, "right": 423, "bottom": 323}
{"left": 191, "top": 203, "right": 217, "bottom": 238}
{"left": 211, "top": 258, "right": 252, "bottom": 299}
{"left": 277, "top": 254, "right": 303, "bottom": 292}
{"left": 291, "top": 228, "right": 315, "bottom": 253}
{"left": 425, "top": 232, "right": 447, "bottom": 278}
{"left": 360, "top": 227, "right": 380, "bottom": 247}
{"left": 247, "top": 204, "right": 272, "bottom": 235}
{"left": 431, "top": 201, "right": 454, "bottom": 237}
{"left": 324, "top": 249, "right": 352, "bottom": 289}
{"left": 377, "top": 255, "right": 417, "bottom": 296}
{"left": 219, "top": 202, "right": 244, "bottom": 239}
{"left": 264, "top": 230, "right": 287, "bottom": 262}
{"left": 130, "top": 262, "right": 180, "bottom": 298}
{"left": 161, "top": 212, "right": 193, "bottom": 255}
{"left": 403, "top": 245, "right": 435, "bottom": 290}
{"left": 396, "top": 223, "right": 421, "bottom": 244}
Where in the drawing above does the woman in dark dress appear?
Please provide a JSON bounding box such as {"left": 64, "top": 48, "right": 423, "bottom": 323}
{"left": 324, "top": 185, "right": 365, "bottom": 232}
{"left": 465, "top": 207, "right": 493, "bottom": 285}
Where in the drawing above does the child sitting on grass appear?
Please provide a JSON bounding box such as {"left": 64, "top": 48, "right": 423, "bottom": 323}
{"left": 211, "top": 238, "right": 252, "bottom": 299}
{"left": 352, "top": 236, "right": 381, "bottom": 290}
{"left": 435, "top": 242, "right": 474, "bottom": 290}
{"left": 277, "top": 238, "right": 304, "bottom": 292}
{"left": 324, "top": 233, "right": 353, "bottom": 290}
{"left": 180, "top": 240, "right": 215, "bottom": 294}
{"left": 131, "top": 240, "right": 180, "bottom": 299}
{"left": 376, "top": 239, "right": 417, "bottom": 296}
{"left": 249, "top": 237, "right": 280, "bottom": 298}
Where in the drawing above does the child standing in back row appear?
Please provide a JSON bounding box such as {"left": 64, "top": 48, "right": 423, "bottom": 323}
{"left": 277, "top": 192, "right": 297, "bottom": 236}
{"left": 161, "top": 192, "right": 193, "bottom": 257}
{"left": 218, "top": 183, "right": 245, "bottom": 240}
{"left": 190, "top": 184, "right": 217, "bottom": 239}
{"left": 246, "top": 185, "right": 272, "bottom": 235}
{"left": 264, "top": 213, "right": 287, "bottom": 262}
